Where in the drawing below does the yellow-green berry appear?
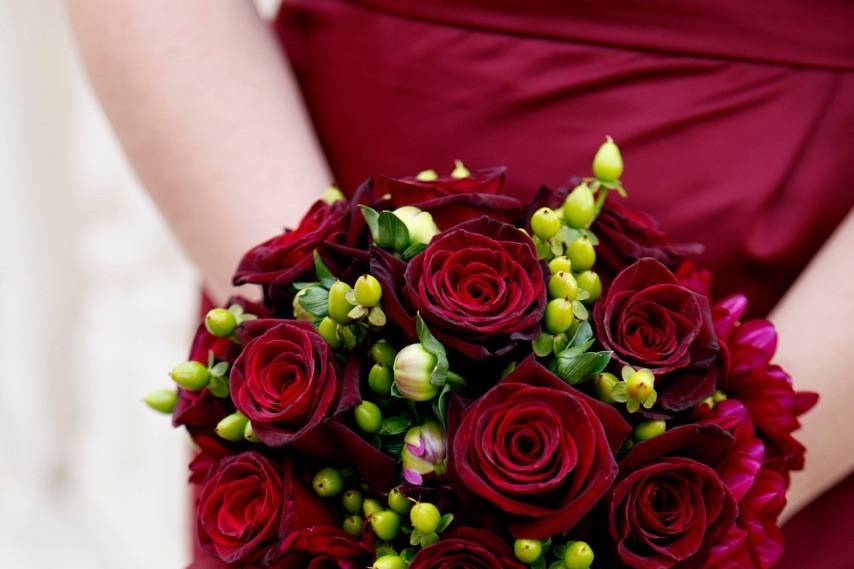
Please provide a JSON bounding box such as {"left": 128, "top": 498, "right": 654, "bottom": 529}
{"left": 548, "top": 271, "right": 579, "bottom": 301}
{"left": 354, "top": 274, "right": 383, "bottom": 307}
{"left": 354, "top": 400, "right": 383, "bottom": 434}
{"left": 170, "top": 361, "right": 210, "bottom": 391}
{"left": 312, "top": 467, "right": 344, "bottom": 498}
{"left": 592, "top": 135, "right": 624, "bottom": 182}
{"left": 563, "top": 183, "right": 596, "bottom": 228}
{"left": 513, "top": 539, "right": 543, "bottom": 563}
{"left": 143, "top": 388, "right": 177, "bottom": 414}
{"left": 531, "top": 207, "right": 561, "bottom": 240}
{"left": 576, "top": 270, "right": 602, "bottom": 301}
{"left": 204, "top": 308, "right": 237, "bottom": 338}
{"left": 564, "top": 540, "right": 594, "bottom": 569}
{"left": 544, "top": 298, "right": 574, "bottom": 334}
{"left": 567, "top": 237, "right": 596, "bottom": 272}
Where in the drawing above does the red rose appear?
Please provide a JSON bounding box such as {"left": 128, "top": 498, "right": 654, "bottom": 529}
{"left": 593, "top": 197, "right": 702, "bottom": 278}
{"left": 275, "top": 526, "right": 373, "bottom": 569}
{"left": 609, "top": 425, "right": 738, "bottom": 569}
{"left": 197, "top": 451, "right": 333, "bottom": 565}
{"left": 386, "top": 216, "right": 546, "bottom": 359}
{"left": 233, "top": 199, "right": 348, "bottom": 287}
{"left": 713, "top": 295, "right": 817, "bottom": 472}
{"left": 230, "top": 319, "right": 359, "bottom": 447}
{"left": 594, "top": 258, "right": 720, "bottom": 412}
{"left": 448, "top": 358, "right": 630, "bottom": 538}
{"left": 370, "top": 167, "right": 525, "bottom": 229}
{"left": 409, "top": 528, "right": 526, "bottom": 569}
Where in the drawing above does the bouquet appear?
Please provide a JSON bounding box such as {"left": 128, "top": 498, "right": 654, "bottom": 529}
{"left": 146, "top": 138, "right": 817, "bottom": 569}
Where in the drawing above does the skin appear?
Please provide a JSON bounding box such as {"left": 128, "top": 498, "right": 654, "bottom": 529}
{"left": 66, "top": 1, "right": 853, "bottom": 519}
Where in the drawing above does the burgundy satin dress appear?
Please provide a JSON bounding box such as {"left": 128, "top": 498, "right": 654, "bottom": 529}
{"left": 268, "top": 1, "right": 854, "bottom": 567}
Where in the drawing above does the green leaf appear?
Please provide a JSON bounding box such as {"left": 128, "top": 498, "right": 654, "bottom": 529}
{"left": 359, "top": 205, "right": 380, "bottom": 238}
{"left": 210, "top": 361, "right": 229, "bottom": 378}
{"left": 568, "top": 320, "right": 593, "bottom": 347}
{"left": 532, "top": 333, "right": 554, "bottom": 357}
{"left": 313, "top": 251, "right": 336, "bottom": 288}
{"left": 433, "top": 383, "right": 453, "bottom": 427}
{"left": 579, "top": 227, "right": 599, "bottom": 246}
{"left": 531, "top": 556, "right": 546, "bottom": 569}
{"left": 416, "top": 313, "right": 449, "bottom": 387}
{"left": 379, "top": 415, "right": 410, "bottom": 436}
{"left": 382, "top": 439, "right": 404, "bottom": 456}
{"left": 553, "top": 543, "right": 568, "bottom": 560}
{"left": 551, "top": 351, "right": 612, "bottom": 385}
{"left": 378, "top": 210, "right": 410, "bottom": 251}
{"left": 299, "top": 286, "right": 330, "bottom": 317}
{"left": 347, "top": 305, "right": 369, "bottom": 320}
{"left": 571, "top": 300, "right": 589, "bottom": 321}
{"left": 367, "top": 306, "right": 387, "bottom": 327}
{"left": 292, "top": 281, "right": 318, "bottom": 290}
{"left": 548, "top": 562, "right": 566, "bottom": 569}
{"left": 402, "top": 241, "right": 427, "bottom": 260}
{"left": 409, "top": 529, "right": 422, "bottom": 547}
{"left": 400, "top": 549, "right": 416, "bottom": 563}
{"left": 437, "top": 513, "right": 454, "bottom": 533}
{"left": 207, "top": 375, "right": 229, "bottom": 398}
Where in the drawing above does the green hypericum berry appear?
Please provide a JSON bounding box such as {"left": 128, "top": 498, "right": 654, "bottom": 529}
{"left": 564, "top": 540, "right": 594, "bottom": 569}
{"left": 530, "top": 207, "right": 561, "bottom": 240}
{"left": 373, "top": 555, "right": 406, "bottom": 569}
{"left": 513, "top": 539, "right": 543, "bottom": 563}
{"left": 594, "top": 372, "right": 619, "bottom": 403}
{"left": 576, "top": 270, "right": 602, "bottom": 301}
{"left": 592, "top": 135, "right": 624, "bottom": 182}
{"left": 544, "top": 298, "right": 574, "bottom": 334}
{"left": 328, "top": 280, "right": 355, "bottom": 324}
{"left": 370, "top": 510, "right": 401, "bottom": 541}
{"left": 548, "top": 256, "right": 572, "bottom": 274}
{"left": 312, "top": 467, "right": 344, "bottom": 498}
{"left": 635, "top": 420, "right": 667, "bottom": 441}
{"left": 169, "top": 360, "right": 210, "bottom": 391}
{"left": 548, "top": 271, "right": 579, "bottom": 301}
{"left": 342, "top": 514, "right": 363, "bottom": 536}
{"left": 342, "top": 489, "right": 364, "bottom": 515}
{"left": 143, "top": 388, "right": 177, "bottom": 414}
{"left": 416, "top": 169, "right": 439, "bottom": 181}
{"left": 204, "top": 308, "right": 237, "bottom": 338}
{"left": 368, "top": 363, "right": 394, "bottom": 395}
{"left": 317, "top": 316, "right": 340, "bottom": 348}
{"left": 567, "top": 237, "right": 596, "bottom": 272}
{"left": 321, "top": 185, "right": 346, "bottom": 204}
{"left": 354, "top": 400, "right": 383, "bottom": 434}
{"left": 371, "top": 340, "right": 397, "bottom": 366}
{"left": 388, "top": 487, "right": 413, "bottom": 516}
{"left": 563, "top": 183, "right": 596, "bottom": 228}
{"left": 243, "top": 420, "right": 259, "bottom": 443}
{"left": 363, "top": 498, "right": 383, "bottom": 518}
{"left": 410, "top": 502, "right": 441, "bottom": 534}
{"left": 354, "top": 274, "right": 383, "bottom": 307}
{"left": 216, "top": 411, "right": 249, "bottom": 442}
{"left": 451, "top": 159, "right": 471, "bottom": 179}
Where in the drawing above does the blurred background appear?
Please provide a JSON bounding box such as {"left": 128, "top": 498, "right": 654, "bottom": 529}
{"left": 0, "top": 1, "right": 278, "bottom": 567}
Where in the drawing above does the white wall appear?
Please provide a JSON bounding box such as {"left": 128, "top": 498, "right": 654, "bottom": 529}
{"left": 0, "top": 1, "right": 218, "bottom": 567}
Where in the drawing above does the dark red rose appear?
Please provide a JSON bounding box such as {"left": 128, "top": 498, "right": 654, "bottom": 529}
{"left": 233, "top": 199, "right": 348, "bottom": 287}
{"left": 593, "top": 197, "right": 703, "bottom": 278}
{"left": 230, "top": 319, "right": 359, "bottom": 447}
{"left": 713, "top": 295, "right": 817, "bottom": 472}
{"left": 609, "top": 425, "right": 738, "bottom": 569}
{"left": 409, "top": 528, "right": 526, "bottom": 569}
{"left": 593, "top": 258, "right": 720, "bottom": 412}
{"left": 187, "top": 429, "right": 238, "bottom": 485}
{"left": 370, "top": 167, "right": 525, "bottom": 229}
{"left": 197, "top": 452, "right": 334, "bottom": 565}
{"left": 448, "top": 358, "right": 631, "bottom": 538}
{"left": 392, "top": 216, "right": 546, "bottom": 359}
{"left": 276, "top": 526, "right": 373, "bottom": 569}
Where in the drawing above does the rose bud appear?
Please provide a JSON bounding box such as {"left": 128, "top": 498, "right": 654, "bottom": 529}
{"left": 402, "top": 421, "right": 447, "bottom": 485}
{"left": 393, "top": 343, "right": 439, "bottom": 401}
{"left": 393, "top": 206, "right": 440, "bottom": 245}
{"left": 592, "top": 135, "right": 624, "bottom": 182}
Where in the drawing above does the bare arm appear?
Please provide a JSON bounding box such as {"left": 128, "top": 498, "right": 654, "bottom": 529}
{"left": 66, "top": 0, "right": 330, "bottom": 303}
{"left": 772, "top": 210, "right": 854, "bottom": 519}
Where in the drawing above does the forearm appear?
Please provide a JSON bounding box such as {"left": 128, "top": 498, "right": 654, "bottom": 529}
{"left": 771, "top": 210, "right": 854, "bottom": 519}
{"left": 66, "top": 0, "right": 330, "bottom": 303}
